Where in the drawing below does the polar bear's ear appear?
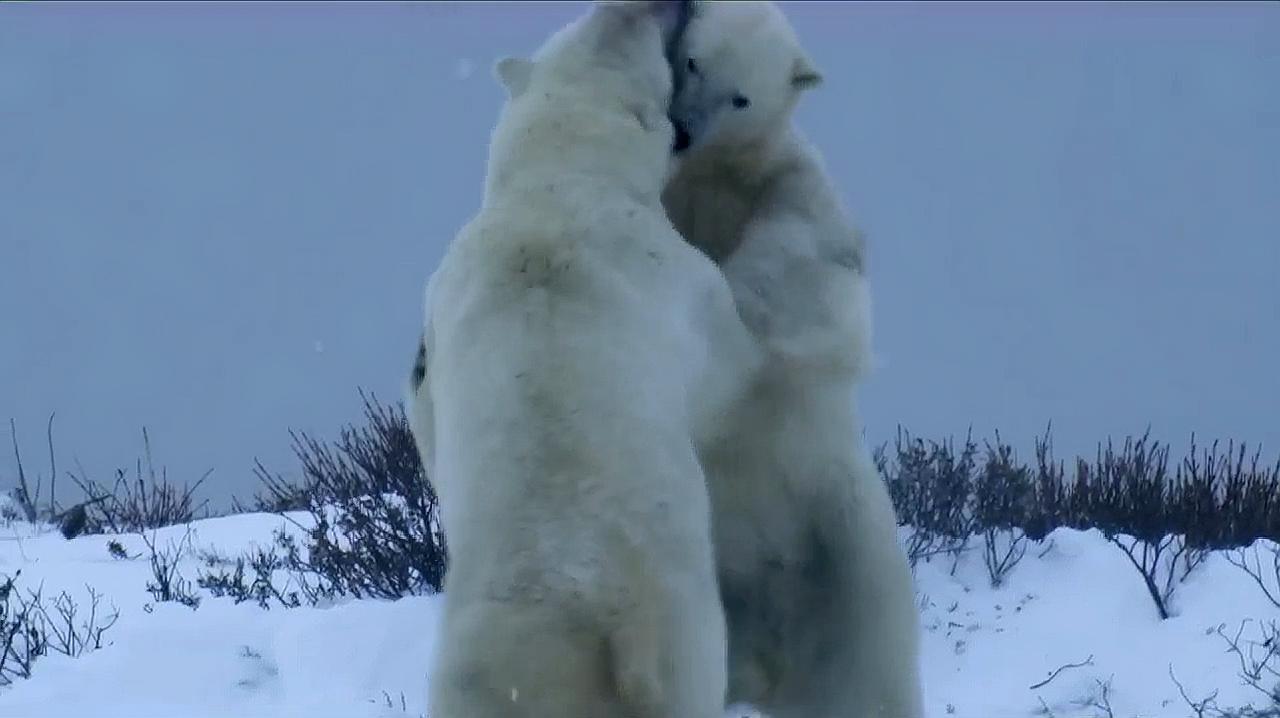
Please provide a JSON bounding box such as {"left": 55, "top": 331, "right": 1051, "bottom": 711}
{"left": 791, "top": 54, "right": 823, "bottom": 92}
{"left": 494, "top": 57, "right": 534, "bottom": 99}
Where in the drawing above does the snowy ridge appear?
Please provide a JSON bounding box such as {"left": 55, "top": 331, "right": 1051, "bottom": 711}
{"left": 2, "top": 513, "right": 1278, "bottom": 718}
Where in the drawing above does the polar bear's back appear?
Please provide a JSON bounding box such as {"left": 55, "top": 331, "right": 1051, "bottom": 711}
{"left": 425, "top": 203, "right": 733, "bottom": 590}
{"left": 423, "top": 203, "right": 737, "bottom": 718}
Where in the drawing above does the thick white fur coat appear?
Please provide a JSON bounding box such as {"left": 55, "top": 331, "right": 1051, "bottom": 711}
{"left": 409, "top": 3, "right": 758, "bottom": 717}
{"left": 663, "top": 3, "right": 925, "bottom": 716}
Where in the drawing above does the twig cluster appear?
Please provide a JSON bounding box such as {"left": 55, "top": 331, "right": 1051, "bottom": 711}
{"left": 0, "top": 570, "right": 119, "bottom": 686}
{"left": 241, "top": 391, "right": 447, "bottom": 602}
{"left": 140, "top": 527, "right": 202, "bottom": 609}
{"left": 878, "top": 427, "right": 1280, "bottom": 618}
{"left": 1170, "top": 620, "right": 1280, "bottom": 717}
{"left": 197, "top": 542, "right": 302, "bottom": 609}
{"left": 67, "top": 429, "right": 209, "bottom": 535}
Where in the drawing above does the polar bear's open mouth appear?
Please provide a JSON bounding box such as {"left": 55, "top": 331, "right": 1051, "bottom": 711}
{"left": 672, "top": 121, "right": 692, "bottom": 153}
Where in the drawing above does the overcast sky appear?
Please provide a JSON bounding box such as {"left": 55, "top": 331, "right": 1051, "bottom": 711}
{"left": 2, "top": 2, "right": 1277, "bottom": 507}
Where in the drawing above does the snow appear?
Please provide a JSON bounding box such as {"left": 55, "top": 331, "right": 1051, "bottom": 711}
{"left": 2, "top": 513, "right": 1277, "bottom": 717}
{"left": 913, "top": 530, "right": 1279, "bottom": 716}
{"left": 1, "top": 515, "right": 440, "bottom": 718}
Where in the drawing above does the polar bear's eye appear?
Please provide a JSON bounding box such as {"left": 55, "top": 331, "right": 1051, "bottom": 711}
{"left": 686, "top": 58, "right": 700, "bottom": 75}
{"left": 731, "top": 94, "right": 751, "bottom": 110}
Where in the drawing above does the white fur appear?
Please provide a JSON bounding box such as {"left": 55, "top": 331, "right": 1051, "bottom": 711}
{"left": 664, "top": 3, "right": 925, "bottom": 716}
{"left": 408, "top": 3, "right": 759, "bottom": 717}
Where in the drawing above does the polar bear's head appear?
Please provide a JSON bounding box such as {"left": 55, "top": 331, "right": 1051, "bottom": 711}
{"left": 492, "top": 1, "right": 693, "bottom": 142}
{"left": 668, "top": 1, "right": 821, "bottom": 154}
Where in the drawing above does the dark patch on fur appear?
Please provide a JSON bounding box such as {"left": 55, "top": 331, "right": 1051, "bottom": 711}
{"left": 821, "top": 227, "right": 867, "bottom": 275}
{"left": 720, "top": 569, "right": 787, "bottom": 703}
{"left": 664, "top": 0, "right": 697, "bottom": 65}
{"left": 411, "top": 336, "right": 427, "bottom": 392}
{"left": 665, "top": 0, "right": 697, "bottom": 105}
{"left": 828, "top": 244, "right": 864, "bottom": 274}
{"left": 799, "top": 522, "right": 837, "bottom": 591}
{"left": 719, "top": 520, "right": 847, "bottom": 699}
{"left": 798, "top": 523, "right": 843, "bottom": 668}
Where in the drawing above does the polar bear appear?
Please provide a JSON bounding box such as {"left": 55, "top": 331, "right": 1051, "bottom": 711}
{"left": 661, "top": 3, "right": 925, "bottom": 717}
{"left": 406, "top": 2, "right": 761, "bottom": 717}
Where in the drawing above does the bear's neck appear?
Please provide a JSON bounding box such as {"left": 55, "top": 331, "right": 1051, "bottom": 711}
{"left": 664, "top": 123, "right": 813, "bottom": 263}
{"left": 483, "top": 103, "right": 669, "bottom": 212}
{"left": 687, "top": 124, "right": 802, "bottom": 189}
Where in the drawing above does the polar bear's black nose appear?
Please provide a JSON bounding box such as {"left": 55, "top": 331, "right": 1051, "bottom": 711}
{"left": 672, "top": 121, "right": 692, "bottom": 153}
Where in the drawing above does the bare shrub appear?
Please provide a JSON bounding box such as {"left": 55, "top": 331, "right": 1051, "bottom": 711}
{"left": 233, "top": 471, "right": 310, "bottom": 515}
{"left": 1083, "top": 433, "right": 1204, "bottom": 620}
{"left": 878, "top": 424, "right": 1278, "bottom": 604}
{"left": 1228, "top": 543, "right": 1280, "bottom": 610}
{"left": 1072, "top": 676, "right": 1116, "bottom": 718}
{"left": 197, "top": 544, "right": 302, "bottom": 609}
{"left": 1218, "top": 620, "right": 1280, "bottom": 714}
{"left": 882, "top": 428, "right": 977, "bottom": 572}
{"left": 1211, "top": 442, "right": 1280, "bottom": 549}
{"left": 1024, "top": 427, "right": 1069, "bottom": 541}
{"left": 140, "top": 528, "right": 201, "bottom": 609}
{"left": 68, "top": 429, "right": 209, "bottom": 534}
{"left": 6, "top": 416, "right": 140, "bottom": 539}
{"left": 249, "top": 392, "right": 447, "bottom": 601}
{"left": 973, "top": 436, "right": 1031, "bottom": 587}
{"left": 7, "top": 415, "right": 60, "bottom": 524}
{"left": 0, "top": 570, "right": 119, "bottom": 686}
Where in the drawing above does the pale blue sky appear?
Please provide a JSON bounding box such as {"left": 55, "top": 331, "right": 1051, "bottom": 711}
{"left": 2, "top": 2, "right": 1277, "bottom": 505}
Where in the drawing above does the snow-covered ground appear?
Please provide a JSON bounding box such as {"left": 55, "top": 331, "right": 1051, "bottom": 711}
{"left": 2, "top": 511, "right": 1277, "bottom": 718}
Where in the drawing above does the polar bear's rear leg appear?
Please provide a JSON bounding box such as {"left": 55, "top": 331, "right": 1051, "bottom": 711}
{"left": 611, "top": 577, "right": 728, "bottom": 718}
{"left": 766, "top": 456, "right": 924, "bottom": 718}
{"left": 430, "top": 600, "right": 624, "bottom": 718}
